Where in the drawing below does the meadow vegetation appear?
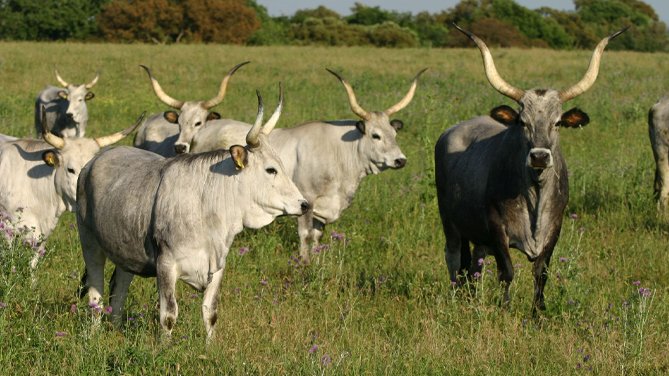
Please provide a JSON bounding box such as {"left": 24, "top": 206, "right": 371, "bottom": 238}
{"left": 0, "top": 42, "right": 668, "bottom": 374}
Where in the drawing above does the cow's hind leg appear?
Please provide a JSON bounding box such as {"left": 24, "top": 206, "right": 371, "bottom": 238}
{"left": 80, "top": 231, "right": 106, "bottom": 320}
{"left": 156, "top": 253, "right": 179, "bottom": 337}
{"left": 202, "top": 269, "right": 224, "bottom": 342}
{"left": 657, "top": 152, "right": 669, "bottom": 214}
{"left": 443, "top": 224, "right": 462, "bottom": 285}
{"left": 109, "top": 267, "right": 134, "bottom": 326}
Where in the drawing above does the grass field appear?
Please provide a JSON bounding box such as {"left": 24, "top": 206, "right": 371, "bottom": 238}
{"left": 1, "top": 41, "right": 668, "bottom": 375}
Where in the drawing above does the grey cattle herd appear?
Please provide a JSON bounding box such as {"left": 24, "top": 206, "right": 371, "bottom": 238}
{"left": 0, "top": 24, "right": 665, "bottom": 340}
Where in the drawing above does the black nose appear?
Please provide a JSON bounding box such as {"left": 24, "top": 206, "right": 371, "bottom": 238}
{"left": 530, "top": 150, "right": 549, "bottom": 166}
{"left": 300, "top": 200, "right": 310, "bottom": 214}
{"left": 174, "top": 144, "right": 187, "bottom": 154}
{"left": 394, "top": 158, "right": 407, "bottom": 168}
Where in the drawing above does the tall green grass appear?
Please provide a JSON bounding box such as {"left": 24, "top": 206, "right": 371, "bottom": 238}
{"left": 1, "top": 41, "right": 668, "bottom": 374}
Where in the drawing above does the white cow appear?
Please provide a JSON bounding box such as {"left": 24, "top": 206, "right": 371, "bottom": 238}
{"left": 77, "top": 89, "right": 308, "bottom": 341}
{"left": 34, "top": 70, "right": 99, "bottom": 137}
{"left": 133, "top": 62, "right": 248, "bottom": 156}
{"left": 191, "top": 69, "right": 425, "bottom": 261}
{"left": 0, "top": 112, "right": 143, "bottom": 268}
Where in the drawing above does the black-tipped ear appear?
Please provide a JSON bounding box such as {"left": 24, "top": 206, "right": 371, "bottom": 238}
{"left": 230, "top": 145, "right": 248, "bottom": 170}
{"left": 559, "top": 108, "right": 590, "bottom": 128}
{"left": 163, "top": 111, "right": 179, "bottom": 124}
{"left": 42, "top": 150, "right": 60, "bottom": 167}
{"left": 490, "top": 105, "right": 518, "bottom": 126}
{"left": 85, "top": 92, "right": 95, "bottom": 101}
{"left": 57, "top": 91, "right": 68, "bottom": 100}
{"left": 207, "top": 111, "right": 221, "bottom": 121}
{"left": 390, "top": 119, "right": 404, "bottom": 131}
{"left": 355, "top": 120, "right": 366, "bottom": 134}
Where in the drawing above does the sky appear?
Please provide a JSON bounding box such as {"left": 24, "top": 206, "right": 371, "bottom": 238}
{"left": 257, "top": 0, "right": 669, "bottom": 26}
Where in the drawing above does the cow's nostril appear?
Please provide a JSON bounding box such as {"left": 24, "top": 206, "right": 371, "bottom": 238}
{"left": 300, "top": 200, "right": 310, "bottom": 214}
{"left": 174, "top": 144, "right": 187, "bottom": 154}
{"left": 394, "top": 158, "right": 407, "bottom": 168}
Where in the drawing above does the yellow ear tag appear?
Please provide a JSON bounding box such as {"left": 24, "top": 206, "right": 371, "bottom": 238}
{"left": 234, "top": 159, "right": 245, "bottom": 170}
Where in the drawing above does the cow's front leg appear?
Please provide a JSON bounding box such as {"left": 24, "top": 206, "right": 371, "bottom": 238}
{"left": 488, "top": 207, "right": 514, "bottom": 307}
{"left": 156, "top": 254, "right": 179, "bottom": 337}
{"left": 297, "top": 213, "right": 314, "bottom": 262}
{"left": 202, "top": 269, "right": 224, "bottom": 342}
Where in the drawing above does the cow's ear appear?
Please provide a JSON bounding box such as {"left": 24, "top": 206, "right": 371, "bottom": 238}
{"left": 230, "top": 145, "right": 248, "bottom": 170}
{"left": 42, "top": 150, "right": 60, "bottom": 167}
{"left": 390, "top": 119, "right": 404, "bottom": 131}
{"left": 163, "top": 111, "right": 179, "bottom": 124}
{"left": 490, "top": 105, "right": 518, "bottom": 126}
{"left": 355, "top": 120, "right": 366, "bottom": 134}
{"left": 85, "top": 92, "right": 95, "bottom": 101}
{"left": 207, "top": 111, "right": 221, "bottom": 121}
{"left": 559, "top": 108, "right": 590, "bottom": 128}
{"left": 57, "top": 91, "right": 68, "bottom": 100}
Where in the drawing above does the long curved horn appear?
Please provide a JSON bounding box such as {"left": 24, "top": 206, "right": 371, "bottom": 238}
{"left": 246, "top": 91, "right": 265, "bottom": 148}
{"left": 41, "top": 105, "right": 65, "bottom": 149}
{"left": 326, "top": 68, "right": 370, "bottom": 121}
{"left": 385, "top": 68, "right": 428, "bottom": 116}
{"left": 85, "top": 71, "right": 100, "bottom": 89}
{"left": 139, "top": 65, "right": 184, "bottom": 109}
{"left": 54, "top": 69, "right": 69, "bottom": 87}
{"left": 453, "top": 23, "right": 525, "bottom": 102}
{"left": 559, "top": 27, "right": 628, "bottom": 102}
{"left": 95, "top": 112, "right": 146, "bottom": 147}
{"left": 262, "top": 82, "right": 283, "bottom": 135}
{"left": 202, "top": 61, "right": 250, "bottom": 109}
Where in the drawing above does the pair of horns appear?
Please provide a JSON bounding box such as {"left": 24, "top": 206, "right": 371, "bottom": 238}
{"left": 326, "top": 68, "right": 427, "bottom": 121}
{"left": 246, "top": 83, "right": 283, "bottom": 148}
{"left": 41, "top": 107, "right": 145, "bottom": 149}
{"left": 140, "top": 61, "right": 249, "bottom": 110}
{"left": 55, "top": 70, "right": 99, "bottom": 89}
{"left": 453, "top": 23, "right": 628, "bottom": 102}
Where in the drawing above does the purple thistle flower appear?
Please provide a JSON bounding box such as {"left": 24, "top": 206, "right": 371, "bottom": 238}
{"left": 104, "top": 306, "right": 113, "bottom": 315}
{"left": 70, "top": 304, "right": 77, "bottom": 314}
{"left": 312, "top": 244, "right": 330, "bottom": 254}
{"left": 559, "top": 257, "right": 569, "bottom": 263}
{"left": 321, "top": 354, "right": 332, "bottom": 366}
{"left": 632, "top": 280, "right": 641, "bottom": 287}
{"left": 638, "top": 288, "right": 652, "bottom": 298}
{"left": 0, "top": 302, "right": 7, "bottom": 309}
{"left": 583, "top": 354, "right": 591, "bottom": 362}
{"left": 260, "top": 278, "right": 268, "bottom": 286}
{"left": 309, "top": 344, "right": 319, "bottom": 353}
{"left": 330, "top": 231, "right": 345, "bottom": 241}
{"left": 569, "top": 213, "right": 579, "bottom": 220}
{"left": 238, "top": 246, "right": 250, "bottom": 256}
{"left": 477, "top": 258, "right": 484, "bottom": 266}
{"left": 473, "top": 272, "right": 481, "bottom": 279}
{"left": 88, "top": 301, "right": 102, "bottom": 313}
{"left": 55, "top": 331, "right": 67, "bottom": 337}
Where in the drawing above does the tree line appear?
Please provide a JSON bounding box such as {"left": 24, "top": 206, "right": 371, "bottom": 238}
{"left": 0, "top": 0, "right": 666, "bottom": 51}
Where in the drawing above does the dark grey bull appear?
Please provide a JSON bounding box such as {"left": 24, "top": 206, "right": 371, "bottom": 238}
{"left": 34, "top": 70, "right": 99, "bottom": 138}
{"left": 76, "top": 89, "right": 308, "bottom": 341}
{"left": 648, "top": 96, "right": 669, "bottom": 213}
{"left": 435, "top": 25, "right": 625, "bottom": 312}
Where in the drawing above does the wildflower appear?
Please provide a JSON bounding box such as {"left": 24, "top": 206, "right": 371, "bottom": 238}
{"left": 321, "top": 354, "right": 332, "bottom": 366}
{"left": 473, "top": 272, "right": 481, "bottom": 279}
{"left": 55, "top": 331, "right": 67, "bottom": 337}
{"left": 638, "top": 288, "right": 652, "bottom": 298}
{"left": 477, "top": 258, "right": 484, "bottom": 266}
{"left": 70, "top": 304, "right": 77, "bottom": 314}
{"left": 632, "top": 280, "right": 641, "bottom": 286}
{"left": 88, "top": 301, "right": 102, "bottom": 313}
{"left": 559, "top": 257, "right": 569, "bottom": 262}
{"left": 104, "top": 306, "right": 113, "bottom": 315}
{"left": 583, "top": 354, "right": 591, "bottom": 362}
{"left": 309, "top": 344, "right": 319, "bottom": 354}
{"left": 331, "top": 231, "right": 345, "bottom": 241}
{"left": 239, "top": 246, "right": 250, "bottom": 256}
{"left": 377, "top": 275, "right": 387, "bottom": 284}
{"left": 0, "top": 302, "right": 7, "bottom": 309}
{"left": 450, "top": 281, "right": 457, "bottom": 287}
{"left": 312, "top": 244, "right": 329, "bottom": 253}
{"left": 260, "top": 278, "right": 268, "bottom": 286}
{"left": 569, "top": 213, "right": 578, "bottom": 220}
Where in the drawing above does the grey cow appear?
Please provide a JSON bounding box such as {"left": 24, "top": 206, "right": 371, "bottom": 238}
{"left": 0, "top": 111, "right": 142, "bottom": 268}
{"left": 34, "top": 70, "right": 99, "bottom": 138}
{"left": 133, "top": 62, "right": 248, "bottom": 157}
{"left": 77, "top": 90, "right": 308, "bottom": 341}
{"left": 649, "top": 96, "right": 669, "bottom": 213}
{"left": 434, "top": 25, "right": 625, "bottom": 313}
{"left": 190, "top": 69, "right": 425, "bottom": 261}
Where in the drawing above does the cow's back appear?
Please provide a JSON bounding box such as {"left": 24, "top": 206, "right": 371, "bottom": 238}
{"left": 77, "top": 146, "right": 165, "bottom": 275}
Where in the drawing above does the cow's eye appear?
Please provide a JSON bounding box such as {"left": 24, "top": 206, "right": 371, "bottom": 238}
{"left": 195, "top": 121, "right": 202, "bottom": 127}
{"left": 372, "top": 133, "right": 381, "bottom": 140}
{"left": 266, "top": 167, "right": 277, "bottom": 175}
{"left": 67, "top": 168, "right": 76, "bottom": 174}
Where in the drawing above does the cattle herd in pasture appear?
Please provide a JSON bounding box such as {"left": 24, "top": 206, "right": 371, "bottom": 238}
{"left": 1, "top": 25, "right": 668, "bottom": 340}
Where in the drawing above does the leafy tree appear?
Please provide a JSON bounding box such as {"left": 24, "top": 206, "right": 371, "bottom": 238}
{"left": 290, "top": 17, "right": 368, "bottom": 46}
{"left": 346, "top": 2, "right": 394, "bottom": 25}
{"left": 98, "top": 0, "right": 183, "bottom": 43}
{"left": 182, "top": 0, "right": 259, "bottom": 44}
{"left": 292, "top": 6, "right": 340, "bottom": 23}
{"left": 368, "top": 21, "right": 419, "bottom": 48}
{"left": 247, "top": 0, "right": 290, "bottom": 45}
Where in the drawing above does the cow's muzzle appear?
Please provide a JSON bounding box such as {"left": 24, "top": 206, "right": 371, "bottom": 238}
{"left": 527, "top": 148, "right": 553, "bottom": 170}
{"left": 300, "top": 200, "right": 311, "bottom": 215}
{"left": 394, "top": 157, "right": 407, "bottom": 169}
{"left": 174, "top": 143, "right": 188, "bottom": 154}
